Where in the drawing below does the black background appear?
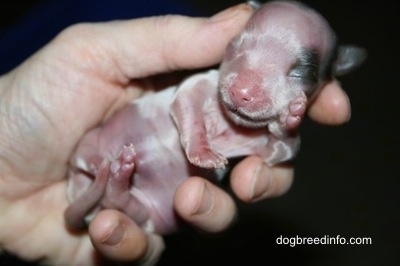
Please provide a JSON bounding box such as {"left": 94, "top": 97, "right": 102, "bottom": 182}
{"left": 1, "top": 1, "right": 399, "bottom": 265}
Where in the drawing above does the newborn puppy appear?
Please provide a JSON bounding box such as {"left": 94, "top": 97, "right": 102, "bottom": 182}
{"left": 65, "top": 1, "right": 366, "bottom": 234}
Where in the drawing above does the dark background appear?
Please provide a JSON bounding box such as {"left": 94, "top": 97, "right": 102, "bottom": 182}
{"left": 1, "top": 0, "right": 398, "bottom": 265}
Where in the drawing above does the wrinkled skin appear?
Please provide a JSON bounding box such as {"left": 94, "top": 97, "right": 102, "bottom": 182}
{"left": 65, "top": 1, "right": 366, "bottom": 235}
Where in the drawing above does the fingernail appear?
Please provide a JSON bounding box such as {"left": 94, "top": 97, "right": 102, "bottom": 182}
{"left": 210, "top": 3, "right": 252, "bottom": 22}
{"left": 344, "top": 88, "right": 352, "bottom": 122}
{"left": 334, "top": 80, "right": 351, "bottom": 123}
{"left": 101, "top": 222, "right": 125, "bottom": 246}
{"left": 192, "top": 183, "right": 214, "bottom": 215}
{"left": 346, "top": 110, "right": 352, "bottom": 122}
{"left": 249, "top": 163, "right": 271, "bottom": 201}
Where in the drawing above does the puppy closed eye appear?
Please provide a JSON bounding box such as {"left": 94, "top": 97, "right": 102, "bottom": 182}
{"left": 289, "top": 49, "right": 319, "bottom": 91}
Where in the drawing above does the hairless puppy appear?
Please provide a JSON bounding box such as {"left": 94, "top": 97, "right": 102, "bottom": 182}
{"left": 65, "top": 1, "right": 366, "bottom": 234}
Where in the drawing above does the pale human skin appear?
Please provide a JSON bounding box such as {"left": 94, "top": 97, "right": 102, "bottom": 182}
{"left": 0, "top": 3, "right": 350, "bottom": 266}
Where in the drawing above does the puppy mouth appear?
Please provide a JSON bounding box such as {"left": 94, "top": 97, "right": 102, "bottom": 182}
{"left": 218, "top": 88, "right": 275, "bottom": 128}
{"left": 222, "top": 102, "right": 273, "bottom": 128}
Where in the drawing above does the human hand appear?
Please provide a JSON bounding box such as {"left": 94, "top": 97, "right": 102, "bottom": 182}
{"left": 0, "top": 3, "right": 253, "bottom": 265}
{"left": 0, "top": 3, "right": 351, "bottom": 266}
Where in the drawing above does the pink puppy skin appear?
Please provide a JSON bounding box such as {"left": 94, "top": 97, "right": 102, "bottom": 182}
{"left": 65, "top": 1, "right": 366, "bottom": 234}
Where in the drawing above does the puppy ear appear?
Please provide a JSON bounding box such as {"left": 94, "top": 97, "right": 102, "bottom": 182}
{"left": 333, "top": 45, "right": 367, "bottom": 76}
{"left": 247, "top": 1, "right": 262, "bottom": 10}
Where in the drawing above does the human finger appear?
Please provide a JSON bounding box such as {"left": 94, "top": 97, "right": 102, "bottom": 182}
{"left": 308, "top": 80, "right": 351, "bottom": 125}
{"left": 174, "top": 177, "right": 236, "bottom": 233}
{"left": 89, "top": 209, "right": 164, "bottom": 264}
{"left": 230, "top": 156, "right": 294, "bottom": 202}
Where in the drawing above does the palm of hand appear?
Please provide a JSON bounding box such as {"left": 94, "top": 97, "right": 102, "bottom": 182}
{"left": 0, "top": 28, "right": 144, "bottom": 264}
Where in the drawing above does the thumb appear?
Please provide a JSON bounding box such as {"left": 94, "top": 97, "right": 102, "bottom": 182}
{"left": 54, "top": 3, "right": 253, "bottom": 81}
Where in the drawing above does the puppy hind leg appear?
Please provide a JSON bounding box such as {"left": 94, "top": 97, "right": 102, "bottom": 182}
{"left": 102, "top": 144, "right": 150, "bottom": 227}
{"left": 64, "top": 160, "right": 110, "bottom": 229}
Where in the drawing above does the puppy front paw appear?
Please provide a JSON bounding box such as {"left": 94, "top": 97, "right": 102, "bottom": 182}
{"left": 282, "top": 94, "right": 307, "bottom": 131}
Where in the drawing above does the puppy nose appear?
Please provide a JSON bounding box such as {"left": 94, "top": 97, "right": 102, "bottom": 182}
{"left": 230, "top": 87, "right": 254, "bottom": 106}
